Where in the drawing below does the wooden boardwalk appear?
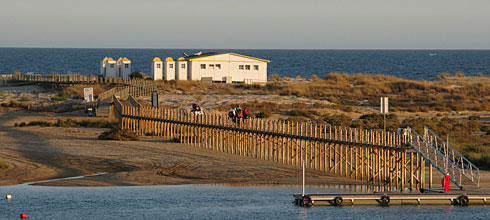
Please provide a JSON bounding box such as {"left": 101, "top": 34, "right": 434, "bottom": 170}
{"left": 293, "top": 192, "right": 490, "bottom": 206}
{"left": 113, "top": 102, "right": 434, "bottom": 191}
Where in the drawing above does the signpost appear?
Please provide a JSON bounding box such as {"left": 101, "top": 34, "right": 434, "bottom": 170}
{"left": 380, "top": 97, "right": 388, "bottom": 131}
{"left": 84, "top": 88, "right": 94, "bottom": 102}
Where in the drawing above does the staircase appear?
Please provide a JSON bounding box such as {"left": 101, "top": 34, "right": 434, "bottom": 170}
{"left": 404, "top": 126, "right": 480, "bottom": 189}
{"left": 96, "top": 97, "right": 113, "bottom": 117}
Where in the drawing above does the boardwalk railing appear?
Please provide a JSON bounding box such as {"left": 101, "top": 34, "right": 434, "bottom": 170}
{"left": 423, "top": 126, "right": 480, "bottom": 187}
{"left": 97, "top": 84, "right": 157, "bottom": 101}
{"left": 114, "top": 103, "right": 432, "bottom": 191}
{"left": 404, "top": 126, "right": 480, "bottom": 189}
{"left": 1, "top": 74, "right": 156, "bottom": 85}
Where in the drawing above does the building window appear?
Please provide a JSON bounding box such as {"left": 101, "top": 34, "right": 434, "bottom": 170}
{"left": 157, "top": 63, "right": 161, "bottom": 68}
{"left": 110, "top": 64, "right": 114, "bottom": 68}
{"left": 245, "top": 65, "right": 251, "bottom": 70}
{"left": 201, "top": 64, "right": 206, "bottom": 69}
{"left": 169, "top": 64, "right": 174, "bottom": 69}
{"left": 239, "top": 65, "right": 244, "bottom": 70}
{"left": 209, "top": 64, "right": 214, "bottom": 69}
{"left": 216, "top": 64, "right": 221, "bottom": 69}
{"left": 253, "top": 65, "right": 259, "bottom": 70}
{"left": 181, "top": 63, "right": 186, "bottom": 68}
{"left": 125, "top": 64, "right": 129, "bottom": 68}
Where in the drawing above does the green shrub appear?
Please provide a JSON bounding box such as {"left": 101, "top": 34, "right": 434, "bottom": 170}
{"left": 320, "top": 114, "right": 352, "bottom": 127}
{"left": 129, "top": 71, "right": 144, "bottom": 79}
{"left": 98, "top": 128, "right": 139, "bottom": 141}
{"left": 15, "top": 119, "right": 117, "bottom": 128}
{"left": 352, "top": 113, "right": 400, "bottom": 131}
{"left": 19, "top": 95, "right": 30, "bottom": 102}
{"left": 255, "top": 111, "right": 271, "bottom": 118}
{"left": 51, "top": 94, "right": 68, "bottom": 102}
{"left": 0, "top": 160, "right": 8, "bottom": 169}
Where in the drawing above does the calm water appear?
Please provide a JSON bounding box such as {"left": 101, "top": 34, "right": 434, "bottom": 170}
{"left": 1, "top": 48, "right": 490, "bottom": 80}
{"left": 1, "top": 184, "right": 489, "bottom": 219}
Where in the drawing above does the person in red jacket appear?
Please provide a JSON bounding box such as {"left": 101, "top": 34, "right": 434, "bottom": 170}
{"left": 442, "top": 172, "right": 450, "bottom": 192}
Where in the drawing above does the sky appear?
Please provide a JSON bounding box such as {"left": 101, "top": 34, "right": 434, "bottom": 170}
{"left": 1, "top": 0, "right": 490, "bottom": 49}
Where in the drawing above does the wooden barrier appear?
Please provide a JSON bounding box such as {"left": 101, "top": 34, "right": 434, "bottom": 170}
{"left": 114, "top": 103, "right": 427, "bottom": 191}
{"left": 0, "top": 74, "right": 156, "bottom": 86}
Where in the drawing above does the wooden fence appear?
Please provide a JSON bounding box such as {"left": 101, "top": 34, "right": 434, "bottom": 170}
{"left": 114, "top": 103, "right": 429, "bottom": 191}
{"left": 0, "top": 74, "right": 156, "bottom": 86}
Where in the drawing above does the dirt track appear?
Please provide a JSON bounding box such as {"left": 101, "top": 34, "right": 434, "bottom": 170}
{"left": 0, "top": 110, "right": 365, "bottom": 187}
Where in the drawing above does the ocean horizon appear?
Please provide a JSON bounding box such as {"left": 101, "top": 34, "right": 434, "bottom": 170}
{"left": 1, "top": 48, "right": 489, "bottom": 80}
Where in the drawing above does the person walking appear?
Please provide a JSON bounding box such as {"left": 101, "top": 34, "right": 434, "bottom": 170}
{"left": 442, "top": 172, "right": 450, "bottom": 193}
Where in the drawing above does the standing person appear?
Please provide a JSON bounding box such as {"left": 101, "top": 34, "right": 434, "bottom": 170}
{"left": 229, "top": 105, "right": 236, "bottom": 119}
{"left": 243, "top": 107, "right": 249, "bottom": 119}
{"left": 442, "top": 173, "right": 450, "bottom": 193}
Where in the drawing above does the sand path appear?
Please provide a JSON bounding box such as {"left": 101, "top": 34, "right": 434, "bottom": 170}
{"left": 0, "top": 110, "right": 363, "bottom": 187}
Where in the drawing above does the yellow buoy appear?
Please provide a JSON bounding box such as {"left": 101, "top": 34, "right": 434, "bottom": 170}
{"left": 6, "top": 194, "right": 12, "bottom": 200}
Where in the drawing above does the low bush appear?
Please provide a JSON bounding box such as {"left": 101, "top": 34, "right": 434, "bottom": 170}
{"left": 0, "top": 160, "right": 8, "bottom": 169}
{"left": 19, "top": 94, "right": 30, "bottom": 102}
{"left": 255, "top": 111, "right": 271, "bottom": 118}
{"left": 15, "top": 119, "right": 117, "bottom": 128}
{"left": 51, "top": 94, "right": 68, "bottom": 102}
{"left": 98, "top": 128, "right": 139, "bottom": 141}
{"left": 320, "top": 114, "right": 352, "bottom": 127}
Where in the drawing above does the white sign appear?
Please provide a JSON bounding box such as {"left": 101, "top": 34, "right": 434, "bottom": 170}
{"left": 84, "top": 88, "right": 94, "bottom": 102}
{"left": 380, "top": 97, "right": 389, "bottom": 113}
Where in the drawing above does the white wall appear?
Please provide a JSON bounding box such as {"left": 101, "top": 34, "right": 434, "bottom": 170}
{"left": 152, "top": 61, "right": 163, "bottom": 80}
{"left": 105, "top": 61, "right": 117, "bottom": 77}
{"left": 120, "top": 61, "right": 132, "bottom": 78}
{"left": 187, "top": 53, "right": 268, "bottom": 83}
{"left": 176, "top": 61, "right": 188, "bottom": 80}
{"left": 164, "top": 61, "right": 175, "bottom": 81}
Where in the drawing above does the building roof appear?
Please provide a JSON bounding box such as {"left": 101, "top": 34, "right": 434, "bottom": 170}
{"left": 117, "top": 57, "right": 123, "bottom": 62}
{"left": 123, "top": 57, "right": 131, "bottom": 62}
{"left": 153, "top": 57, "right": 162, "bottom": 62}
{"left": 177, "top": 57, "right": 186, "bottom": 61}
{"left": 107, "top": 57, "right": 116, "bottom": 62}
{"left": 165, "top": 57, "right": 174, "bottom": 62}
{"left": 185, "top": 52, "right": 270, "bottom": 62}
{"left": 103, "top": 57, "right": 108, "bottom": 62}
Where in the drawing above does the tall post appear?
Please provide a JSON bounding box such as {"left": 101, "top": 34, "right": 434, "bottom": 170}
{"left": 302, "top": 159, "right": 305, "bottom": 197}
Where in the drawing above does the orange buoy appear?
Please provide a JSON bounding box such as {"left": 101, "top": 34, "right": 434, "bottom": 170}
{"left": 20, "top": 213, "right": 27, "bottom": 219}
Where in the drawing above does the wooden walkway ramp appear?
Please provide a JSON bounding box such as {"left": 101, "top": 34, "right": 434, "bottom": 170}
{"left": 109, "top": 93, "right": 480, "bottom": 192}
{"left": 293, "top": 192, "right": 490, "bottom": 206}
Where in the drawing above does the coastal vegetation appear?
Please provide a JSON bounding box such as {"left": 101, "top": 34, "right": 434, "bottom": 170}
{"left": 256, "top": 73, "right": 490, "bottom": 112}
{"left": 129, "top": 71, "right": 145, "bottom": 79}
{"left": 0, "top": 160, "right": 8, "bottom": 169}
{"left": 15, "top": 119, "right": 117, "bottom": 129}
{"left": 98, "top": 128, "right": 139, "bottom": 141}
{"left": 61, "top": 84, "right": 112, "bottom": 99}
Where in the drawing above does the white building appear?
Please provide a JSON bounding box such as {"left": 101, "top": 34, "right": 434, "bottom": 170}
{"left": 100, "top": 57, "right": 132, "bottom": 78}
{"left": 151, "top": 52, "right": 269, "bottom": 84}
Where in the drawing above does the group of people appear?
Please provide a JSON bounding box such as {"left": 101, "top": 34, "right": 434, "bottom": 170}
{"left": 191, "top": 103, "right": 203, "bottom": 115}
{"left": 228, "top": 105, "right": 249, "bottom": 122}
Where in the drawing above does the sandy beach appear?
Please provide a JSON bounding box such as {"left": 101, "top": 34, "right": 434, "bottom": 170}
{"left": 0, "top": 110, "right": 367, "bottom": 187}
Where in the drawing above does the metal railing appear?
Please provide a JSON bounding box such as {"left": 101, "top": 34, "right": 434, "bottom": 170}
{"left": 423, "top": 126, "right": 480, "bottom": 187}
{"left": 405, "top": 126, "right": 479, "bottom": 188}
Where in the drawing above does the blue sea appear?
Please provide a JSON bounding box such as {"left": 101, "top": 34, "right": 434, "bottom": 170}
{"left": 2, "top": 184, "right": 489, "bottom": 219}
{"left": 1, "top": 48, "right": 490, "bottom": 80}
